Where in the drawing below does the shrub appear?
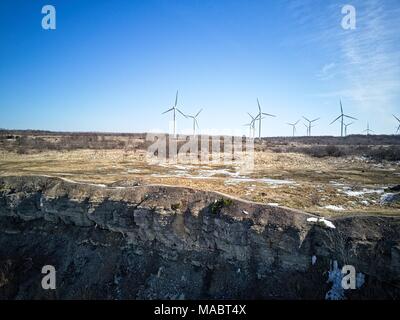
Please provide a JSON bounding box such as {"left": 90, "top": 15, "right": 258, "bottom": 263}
{"left": 210, "top": 198, "right": 233, "bottom": 214}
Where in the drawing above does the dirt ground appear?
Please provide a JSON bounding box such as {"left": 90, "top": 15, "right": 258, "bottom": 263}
{"left": 1, "top": 148, "right": 399, "bottom": 217}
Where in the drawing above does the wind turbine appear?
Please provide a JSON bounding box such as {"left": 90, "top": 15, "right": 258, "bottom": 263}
{"left": 287, "top": 120, "right": 300, "bottom": 137}
{"left": 303, "top": 117, "right": 320, "bottom": 136}
{"left": 244, "top": 113, "right": 257, "bottom": 138}
{"left": 363, "top": 122, "right": 374, "bottom": 135}
{"left": 162, "top": 90, "right": 185, "bottom": 136}
{"left": 186, "top": 109, "right": 202, "bottom": 136}
{"left": 330, "top": 100, "right": 357, "bottom": 137}
{"left": 256, "top": 98, "right": 276, "bottom": 139}
{"left": 344, "top": 122, "right": 354, "bottom": 136}
{"left": 393, "top": 115, "right": 400, "bottom": 134}
{"left": 303, "top": 123, "right": 309, "bottom": 136}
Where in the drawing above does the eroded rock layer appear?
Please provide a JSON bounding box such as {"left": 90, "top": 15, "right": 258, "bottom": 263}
{"left": 0, "top": 176, "right": 399, "bottom": 299}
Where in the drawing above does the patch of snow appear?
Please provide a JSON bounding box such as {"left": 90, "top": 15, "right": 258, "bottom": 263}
{"left": 127, "top": 169, "right": 142, "bottom": 173}
{"left": 267, "top": 203, "right": 279, "bottom": 207}
{"left": 307, "top": 217, "right": 336, "bottom": 229}
{"left": 225, "top": 177, "right": 295, "bottom": 186}
{"left": 341, "top": 187, "right": 384, "bottom": 197}
{"left": 380, "top": 193, "right": 400, "bottom": 205}
{"left": 312, "top": 255, "right": 317, "bottom": 265}
{"left": 325, "top": 261, "right": 365, "bottom": 300}
{"left": 356, "top": 273, "right": 365, "bottom": 288}
{"left": 197, "top": 169, "right": 240, "bottom": 178}
{"left": 330, "top": 181, "right": 346, "bottom": 186}
{"left": 324, "top": 205, "right": 345, "bottom": 212}
{"left": 259, "top": 178, "right": 295, "bottom": 185}
{"left": 325, "top": 260, "right": 345, "bottom": 300}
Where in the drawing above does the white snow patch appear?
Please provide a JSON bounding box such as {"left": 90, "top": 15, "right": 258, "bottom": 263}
{"left": 127, "top": 169, "right": 142, "bottom": 173}
{"left": 267, "top": 203, "right": 279, "bottom": 207}
{"left": 307, "top": 217, "right": 336, "bottom": 229}
{"left": 225, "top": 177, "right": 295, "bottom": 186}
{"left": 324, "top": 205, "right": 345, "bottom": 212}
{"left": 325, "top": 261, "right": 345, "bottom": 300}
{"left": 311, "top": 255, "right": 317, "bottom": 265}
{"left": 341, "top": 187, "right": 384, "bottom": 197}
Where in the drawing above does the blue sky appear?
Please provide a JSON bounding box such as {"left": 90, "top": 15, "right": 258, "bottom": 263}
{"left": 0, "top": 0, "right": 399, "bottom": 136}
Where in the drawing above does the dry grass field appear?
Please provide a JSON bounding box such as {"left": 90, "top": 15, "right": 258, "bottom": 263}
{"left": 1, "top": 135, "right": 399, "bottom": 217}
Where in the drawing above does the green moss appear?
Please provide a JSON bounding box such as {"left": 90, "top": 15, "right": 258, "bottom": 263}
{"left": 210, "top": 198, "right": 233, "bottom": 214}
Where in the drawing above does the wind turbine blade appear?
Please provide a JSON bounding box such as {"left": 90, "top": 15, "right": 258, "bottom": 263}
{"left": 303, "top": 116, "right": 310, "bottom": 122}
{"left": 294, "top": 120, "right": 300, "bottom": 125}
{"left": 393, "top": 114, "right": 400, "bottom": 122}
{"left": 195, "top": 109, "right": 203, "bottom": 117}
{"left": 330, "top": 115, "right": 341, "bottom": 125}
{"left": 257, "top": 98, "right": 261, "bottom": 112}
{"left": 397, "top": 125, "right": 400, "bottom": 133}
{"left": 344, "top": 115, "right": 357, "bottom": 120}
{"left": 340, "top": 100, "right": 343, "bottom": 114}
{"left": 262, "top": 113, "right": 276, "bottom": 117}
{"left": 311, "top": 117, "right": 320, "bottom": 122}
{"left": 175, "top": 91, "right": 178, "bottom": 107}
{"left": 176, "top": 108, "right": 187, "bottom": 117}
{"left": 162, "top": 107, "right": 174, "bottom": 114}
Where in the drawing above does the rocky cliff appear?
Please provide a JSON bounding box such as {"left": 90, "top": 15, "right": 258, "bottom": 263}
{"left": 0, "top": 176, "right": 399, "bottom": 299}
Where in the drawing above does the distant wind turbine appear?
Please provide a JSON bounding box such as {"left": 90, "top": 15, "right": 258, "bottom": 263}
{"left": 303, "top": 117, "right": 320, "bottom": 136}
{"left": 186, "top": 109, "right": 202, "bottom": 136}
{"left": 393, "top": 115, "right": 400, "bottom": 134}
{"left": 330, "top": 100, "right": 357, "bottom": 137}
{"left": 244, "top": 113, "right": 257, "bottom": 138}
{"left": 256, "top": 98, "right": 276, "bottom": 139}
{"left": 363, "top": 122, "right": 374, "bottom": 135}
{"left": 162, "top": 90, "right": 185, "bottom": 136}
{"left": 287, "top": 120, "right": 300, "bottom": 137}
{"left": 344, "top": 122, "right": 354, "bottom": 136}
{"left": 303, "top": 123, "right": 309, "bottom": 136}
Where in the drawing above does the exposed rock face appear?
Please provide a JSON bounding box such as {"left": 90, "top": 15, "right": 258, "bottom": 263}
{"left": 0, "top": 176, "right": 399, "bottom": 299}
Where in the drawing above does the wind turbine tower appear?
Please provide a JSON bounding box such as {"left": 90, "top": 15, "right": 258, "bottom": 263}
{"left": 363, "top": 122, "right": 374, "bottom": 135}
{"left": 256, "top": 98, "right": 276, "bottom": 139}
{"left": 162, "top": 90, "right": 185, "bottom": 136}
{"left": 186, "top": 109, "right": 202, "bottom": 136}
{"left": 303, "top": 117, "right": 320, "bottom": 136}
{"left": 287, "top": 120, "right": 300, "bottom": 137}
{"left": 330, "top": 100, "right": 357, "bottom": 137}
{"left": 245, "top": 113, "right": 257, "bottom": 138}
{"left": 393, "top": 115, "right": 400, "bottom": 134}
{"left": 344, "top": 122, "right": 354, "bottom": 136}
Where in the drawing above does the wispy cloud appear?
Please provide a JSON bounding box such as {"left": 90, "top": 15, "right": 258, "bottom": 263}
{"left": 337, "top": 0, "right": 400, "bottom": 110}
{"left": 286, "top": 0, "right": 400, "bottom": 114}
{"left": 317, "top": 62, "right": 337, "bottom": 80}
